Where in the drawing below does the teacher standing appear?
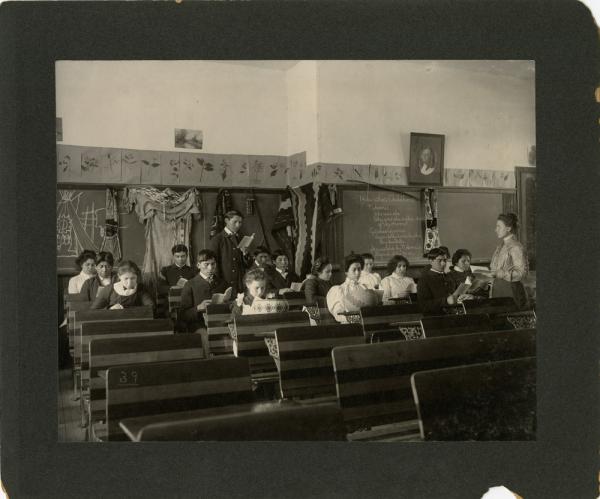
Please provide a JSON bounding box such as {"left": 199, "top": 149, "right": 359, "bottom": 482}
{"left": 488, "top": 213, "right": 529, "bottom": 310}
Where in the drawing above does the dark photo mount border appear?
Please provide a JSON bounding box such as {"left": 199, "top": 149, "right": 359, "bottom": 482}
{"left": 1, "top": 1, "right": 599, "bottom": 498}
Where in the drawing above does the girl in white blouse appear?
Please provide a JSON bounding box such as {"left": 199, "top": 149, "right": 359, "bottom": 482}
{"left": 67, "top": 249, "right": 97, "bottom": 294}
{"left": 326, "top": 254, "right": 379, "bottom": 323}
{"left": 358, "top": 252, "right": 382, "bottom": 289}
{"left": 380, "top": 255, "right": 417, "bottom": 305}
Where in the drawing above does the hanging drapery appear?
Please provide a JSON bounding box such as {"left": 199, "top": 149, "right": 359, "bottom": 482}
{"left": 292, "top": 182, "right": 338, "bottom": 278}
{"left": 423, "top": 188, "right": 440, "bottom": 255}
{"left": 125, "top": 187, "right": 202, "bottom": 289}
{"left": 271, "top": 188, "right": 297, "bottom": 270}
{"left": 99, "top": 188, "right": 122, "bottom": 261}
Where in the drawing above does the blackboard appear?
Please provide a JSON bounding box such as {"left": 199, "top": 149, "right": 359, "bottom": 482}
{"left": 57, "top": 187, "right": 283, "bottom": 273}
{"left": 436, "top": 191, "right": 503, "bottom": 263}
{"left": 342, "top": 187, "right": 506, "bottom": 266}
{"left": 342, "top": 189, "right": 424, "bottom": 264}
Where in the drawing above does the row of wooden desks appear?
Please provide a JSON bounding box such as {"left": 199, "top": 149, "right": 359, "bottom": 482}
{"left": 119, "top": 400, "right": 346, "bottom": 442}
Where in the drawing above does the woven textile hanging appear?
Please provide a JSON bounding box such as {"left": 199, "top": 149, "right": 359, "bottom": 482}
{"left": 423, "top": 188, "right": 441, "bottom": 255}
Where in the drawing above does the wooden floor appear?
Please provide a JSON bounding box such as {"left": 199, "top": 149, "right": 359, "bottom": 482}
{"left": 58, "top": 368, "right": 86, "bottom": 442}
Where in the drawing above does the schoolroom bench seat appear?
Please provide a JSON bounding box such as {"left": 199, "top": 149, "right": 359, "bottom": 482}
{"left": 280, "top": 291, "right": 310, "bottom": 310}
{"left": 88, "top": 333, "right": 205, "bottom": 440}
{"left": 411, "top": 357, "right": 536, "bottom": 440}
{"left": 105, "top": 357, "right": 253, "bottom": 441}
{"left": 419, "top": 313, "right": 492, "bottom": 338}
{"left": 462, "top": 296, "right": 518, "bottom": 316}
{"left": 331, "top": 328, "right": 536, "bottom": 441}
{"left": 204, "top": 304, "right": 234, "bottom": 355}
{"left": 119, "top": 401, "right": 346, "bottom": 441}
{"left": 79, "top": 318, "right": 174, "bottom": 429}
{"left": 269, "top": 324, "right": 365, "bottom": 400}
{"left": 231, "top": 311, "right": 311, "bottom": 384}
{"left": 72, "top": 306, "right": 154, "bottom": 398}
{"left": 358, "top": 303, "right": 423, "bottom": 343}
{"left": 66, "top": 299, "right": 91, "bottom": 350}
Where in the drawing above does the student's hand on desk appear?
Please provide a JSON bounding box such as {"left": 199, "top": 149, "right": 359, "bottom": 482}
{"left": 457, "top": 293, "right": 474, "bottom": 303}
{"left": 109, "top": 303, "right": 124, "bottom": 310}
{"left": 278, "top": 288, "right": 293, "bottom": 295}
{"left": 446, "top": 295, "right": 456, "bottom": 305}
{"left": 197, "top": 299, "right": 212, "bottom": 311}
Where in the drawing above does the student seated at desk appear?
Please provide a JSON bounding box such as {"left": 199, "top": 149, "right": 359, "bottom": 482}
{"left": 91, "top": 260, "right": 154, "bottom": 311}
{"left": 380, "top": 254, "right": 417, "bottom": 305}
{"left": 159, "top": 244, "right": 197, "bottom": 288}
{"left": 179, "top": 249, "right": 229, "bottom": 330}
{"left": 232, "top": 268, "right": 288, "bottom": 316}
{"left": 326, "top": 254, "right": 379, "bottom": 323}
{"left": 80, "top": 251, "right": 117, "bottom": 301}
{"left": 268, "top": 249, "right": 300, "bottom": 295}
{"left": 447, "top": 248, "right": 490, "bottom": 298}
{"left": 249, "top": 245, "right": 273, "bottom": 271}
{"left": 68, "top": 249, "right": 97, "bottom": 294}
{"left": 303, "top": 257, "right": 332, "bottom": 304}
{"left": 417, "top": 248, "right": 471, "bottom": 315}
{"left": 358, "top": 252, "right": 381, "bottom": 290}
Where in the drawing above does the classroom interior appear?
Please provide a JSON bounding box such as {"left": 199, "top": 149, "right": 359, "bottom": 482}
{"left": 57, "top": 60, "right": 537, "bottom": 442}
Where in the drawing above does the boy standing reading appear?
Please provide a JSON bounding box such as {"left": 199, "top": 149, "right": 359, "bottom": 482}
{"left": 160, "top": 244, "right": 197, "bottom": 287}
{"left": 209, "top": 210, "right": 252, "bottom": 294}
{"left": 180, "top": 249, "right": 229, "bottom": 331}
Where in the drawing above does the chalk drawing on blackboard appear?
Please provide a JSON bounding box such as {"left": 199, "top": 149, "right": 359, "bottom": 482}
{"left": 57, "top": 190, "right": 127, "bottom": 257}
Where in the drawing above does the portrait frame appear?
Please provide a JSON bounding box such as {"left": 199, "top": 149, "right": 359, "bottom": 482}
{"left": 408, "top": 132, "right": 445, "bottom": 185}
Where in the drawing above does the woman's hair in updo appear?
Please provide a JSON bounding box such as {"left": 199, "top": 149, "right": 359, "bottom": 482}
{"left": 343, "top": 253, "right": 364, "bottom": 272}
{"left": 451, "top": 249, "right": 472, "bottom": 266}
{"left": 96, "top": 251, "right": 114, "bottom": 266}
{"left": 116, "top": 260, "right": 140, "bottom": 276}
{"left": 498, "top": 212, "right": 519, "bottom": 233}
{"left": 75, "top": 250, "right": 97, "bottom": 270}
{"left": 244, "top": 268, "right": 266, "bottom": 285}
{"left": 311, "top": 256, "right": 331, "bottom": 276}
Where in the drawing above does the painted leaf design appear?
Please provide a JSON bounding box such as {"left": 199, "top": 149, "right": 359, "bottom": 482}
{"left": 151, "top": 162, "right": 160, "bottom": 168}
{"left": 270, "top": 170, "right": 277, "bottom": 176}
{"left": 141, "top": 160, "right": 150, "bottom": 166}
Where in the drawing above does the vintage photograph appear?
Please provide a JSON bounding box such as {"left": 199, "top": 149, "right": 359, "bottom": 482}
{"left": 408, "top": 132, "right": 445, "bottom": 185}
{"left": 56, "top": 60, "right": 536, "bottom": 442}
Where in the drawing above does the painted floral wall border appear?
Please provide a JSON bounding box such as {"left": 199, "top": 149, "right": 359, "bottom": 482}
{"left": 57, "top": 144, "right": 517, "bottom": 189}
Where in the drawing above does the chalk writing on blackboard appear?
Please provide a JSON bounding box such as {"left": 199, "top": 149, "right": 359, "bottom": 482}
{"left": 343, "top": 190, "right": 423, "bottom": 263}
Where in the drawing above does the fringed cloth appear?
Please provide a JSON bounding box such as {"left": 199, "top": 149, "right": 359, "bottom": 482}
{"left": 125, "top": 187, "right": 202, "bottom": 292}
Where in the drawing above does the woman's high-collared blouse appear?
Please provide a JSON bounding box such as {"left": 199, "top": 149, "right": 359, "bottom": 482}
{"left": 490, "top": 235, "right": 528, "bottom": 282}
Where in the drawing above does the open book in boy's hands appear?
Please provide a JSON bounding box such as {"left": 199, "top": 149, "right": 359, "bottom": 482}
{"left": 211, "top": 287, "right": 232, "bottom": 304}
{"left": 236, "top": 233, "right": 255, "bottom": 251}
{"left": 289, "top": 278, "right": 309, "bottom": 292}
{"left": 468, "top": 273, "right": 492, "bottom": 292}
{"left": 175, "top": 277, "right": 188, "bottom": 288}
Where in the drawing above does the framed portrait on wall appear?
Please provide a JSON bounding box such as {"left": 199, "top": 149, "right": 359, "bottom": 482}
{"left": 408, "top": 132, "right": 445, "bottom": 185}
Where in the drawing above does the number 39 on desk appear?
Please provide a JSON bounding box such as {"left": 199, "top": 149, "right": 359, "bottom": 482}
{"left": 118, "top": 369, "right": 138, "bottom": 385}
